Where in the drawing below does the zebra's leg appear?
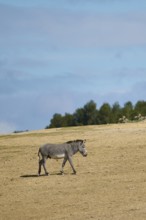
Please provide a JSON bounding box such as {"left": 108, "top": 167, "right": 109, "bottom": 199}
{"left": 68, "top": 156, "right": 76, "bottom": 174}
{"left": 38, "top": 159, "right": 43, "bottom": 176}
{"left": 42, "top": 157, "right": 49, "bottom": 175}
{"left": 60, "top": 157, "right": 67, "bottom": 174}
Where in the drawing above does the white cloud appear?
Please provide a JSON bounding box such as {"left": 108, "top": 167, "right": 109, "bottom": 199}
{"left": 0, "top": 121, "right": 16, "bottom": 134}
{"left": 0, "top": 4, "right": 146, "bottom": 49}
{"left": 0, "top": 2, "right": 146, "bottom": 132}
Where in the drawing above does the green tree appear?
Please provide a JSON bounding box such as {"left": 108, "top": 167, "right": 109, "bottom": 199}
{"left": 46, "top": 99, "right": 146, "bottom": 129}
{"left": 83, "top": 100, "right": 99, "bottom": 125}
{"left": 73, "top": 100, "right": 99, "bottom": 125}
{"left": 122, "top": 101, "right": 133, "bottom": 120}
{"left": 63, "top": 113, "right": 74, "bottom": 127}
{"left": 99, "top": 103, "right": 112, "bottom": 124}
{"left": 73, "top": 107, "right": 85, "bottom": 126}
{"left": 134, "top": 100, "right": 146, "bottom": 116}
{"left": 111, "top": 102, "right": 122, "bottom": 123}
{"left": 47, "top": 113, "right": 63, "bottom": 128}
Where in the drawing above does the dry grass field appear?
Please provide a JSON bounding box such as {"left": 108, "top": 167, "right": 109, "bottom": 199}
{"left": 0, "top": 122, "right": 146, "bottom": 220}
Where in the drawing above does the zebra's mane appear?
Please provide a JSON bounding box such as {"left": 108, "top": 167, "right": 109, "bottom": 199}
{"left": 66, "top": 139, "right": 83, "bottom": 144}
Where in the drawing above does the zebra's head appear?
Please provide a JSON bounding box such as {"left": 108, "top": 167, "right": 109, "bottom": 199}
{"left": 78, "top": 139, "right": 87, "bottom": 157}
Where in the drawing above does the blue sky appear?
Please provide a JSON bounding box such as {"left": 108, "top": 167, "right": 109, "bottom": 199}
{"left": 0, "top": 0, "right": 146, "bottom": 133}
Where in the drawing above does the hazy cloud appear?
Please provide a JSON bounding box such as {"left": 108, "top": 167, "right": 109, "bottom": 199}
{"left": 0, "top": 121, "right": 16, "bottom": 134}
{"left": 0, "top": 1, "right": 146, "bottom": 133}
{"left": 0, "top": 4, "right": 146, "bottom": 48}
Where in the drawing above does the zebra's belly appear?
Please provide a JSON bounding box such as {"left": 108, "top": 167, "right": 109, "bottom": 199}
{"left": 51, "top": 154, "right": 65, "bottom": 159}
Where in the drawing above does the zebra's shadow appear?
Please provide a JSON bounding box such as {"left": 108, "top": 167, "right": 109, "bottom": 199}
{"left": 20, "top": 173, "right": 63, "bottom": 178}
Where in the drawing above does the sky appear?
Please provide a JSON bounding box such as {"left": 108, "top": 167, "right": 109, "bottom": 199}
{"left": 0, "top": 0, "right": 146, "bottom": 133}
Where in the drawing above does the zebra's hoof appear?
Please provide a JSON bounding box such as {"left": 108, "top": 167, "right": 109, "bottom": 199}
{"left": 60, "top": 171, "right": 64, "bottom": 175}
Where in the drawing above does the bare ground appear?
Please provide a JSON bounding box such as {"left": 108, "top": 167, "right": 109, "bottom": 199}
{"left": 0, "top": 122, "right": 146, "bottom": 220}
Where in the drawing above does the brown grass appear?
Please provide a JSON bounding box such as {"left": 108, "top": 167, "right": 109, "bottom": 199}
{"left": 0, "top": 122, "right": 146, "bottom": 220}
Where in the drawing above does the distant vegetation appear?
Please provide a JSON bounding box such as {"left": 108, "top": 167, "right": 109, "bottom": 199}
{"left": 45, "top": 100, "right": 146, "bottom": 129}
{"left": 13, "top": 130, "right": 29, "bottom": 134}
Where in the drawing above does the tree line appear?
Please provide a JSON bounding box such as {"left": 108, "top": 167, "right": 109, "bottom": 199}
{"left": 45, "top": 100, "right": 146, "bottom": 129}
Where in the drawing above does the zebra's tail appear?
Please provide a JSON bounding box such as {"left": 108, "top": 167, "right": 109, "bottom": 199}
{"left": 38, "top": 148, "right": 42, "bottom": 161}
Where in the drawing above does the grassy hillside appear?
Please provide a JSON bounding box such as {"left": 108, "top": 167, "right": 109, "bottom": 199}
{"left": 0, "top": 123, "right": 146, "bottom": 220}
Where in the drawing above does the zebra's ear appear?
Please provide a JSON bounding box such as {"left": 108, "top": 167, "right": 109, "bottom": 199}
{"left": 83, "top": 139, "right": 86, "bottom": 143}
